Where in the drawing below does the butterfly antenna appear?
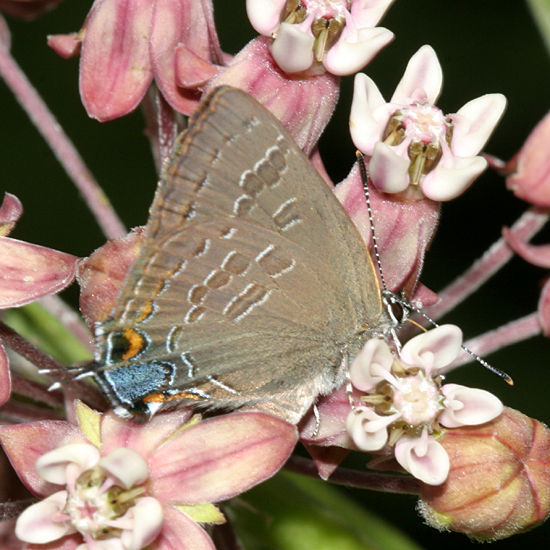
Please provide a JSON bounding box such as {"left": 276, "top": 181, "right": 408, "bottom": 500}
{"left": 356, "top": 153, "right": 513, "bottom": 386}
{"left": 383, "top": 291, "right": 514, "bottom": 386}
{"left": 357, "top": 152, "right": 387, "bottom": 292}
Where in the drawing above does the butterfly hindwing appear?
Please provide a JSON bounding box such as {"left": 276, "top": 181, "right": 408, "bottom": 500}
{"left": 93, "top": 87, "right": 385, "bottom": 423}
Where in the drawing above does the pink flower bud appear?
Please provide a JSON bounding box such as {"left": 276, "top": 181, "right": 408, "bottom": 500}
{"left": 507, "top": 112, "right": 550, "bottom": 207}
{"left": 419, "top": 407, "right": 550, "bottom": 540}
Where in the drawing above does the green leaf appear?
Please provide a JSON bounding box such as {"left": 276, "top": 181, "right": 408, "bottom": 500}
{"left": 229, "top": 471, "right": 422, "bottom": 550}
{"left": 527, "top": 0, "right": 550, "bottom": 56}
{"left": 4, "top": 303, "right": 91, "bottom": 365}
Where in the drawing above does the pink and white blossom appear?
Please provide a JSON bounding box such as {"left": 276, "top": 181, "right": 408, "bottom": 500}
{"left": 346, "top": 325, "right": 503, "bottom": 485}
{"left": 0, "top": 402, "right": 298, "bottom": 549}
{"left": 350, "top": 45, "right": 506, "bottom": 201}
{"left": 246, "top": 0, "right": 395, "bottom": 75}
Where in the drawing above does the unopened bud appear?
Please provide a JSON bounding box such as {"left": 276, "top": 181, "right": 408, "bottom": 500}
{"left": 418, "top": 407, "right": 550, "bottom": 540}
{"left": 507, "top": 112, "right": 550, "bottom": 207}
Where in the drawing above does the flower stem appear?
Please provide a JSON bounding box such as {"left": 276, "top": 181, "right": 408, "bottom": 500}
{"left": 0, "top": 41, "right": 126, "bottom": 240}
{"left": 426, "top": 209, "right": 549, "bottom": 320}
{"left": 450, "top": 312, "right": 541, "bottom": 368}
{"left": 285, "top": 455, "right": 421, "bottom": 495}
{"left": 0, "top": 321, "right": 64, "bottom": 373}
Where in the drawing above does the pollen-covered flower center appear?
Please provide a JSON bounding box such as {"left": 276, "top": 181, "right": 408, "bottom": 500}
{"left": 391, "top": 371, "right": 444, "bottom": 425}
{"left": 64, "top": 466, "right": 145, "bottom": 540}
{"left": 383, "top": 103, "right": 453, "bottom": 186}
{"left": 282, "top": 0, "right": 349, "bottom": 60}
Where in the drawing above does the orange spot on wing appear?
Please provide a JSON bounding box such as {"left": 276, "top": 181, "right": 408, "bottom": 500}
{"left": 136, "top": 299, "right": 155, "bottom": 323}
{"left": 143, "top": 391, "right": 203, "bottom": 403}
{"left": 121, "top": 328, "right": 147, "bottom": 361}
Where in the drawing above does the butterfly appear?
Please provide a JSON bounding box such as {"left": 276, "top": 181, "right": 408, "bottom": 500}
{"left": 87, "top": 86, "right": 391, "bottom": 424}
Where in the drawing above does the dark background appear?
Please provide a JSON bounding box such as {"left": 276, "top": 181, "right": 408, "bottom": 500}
{"left": 1, "top": 1, "right": 549, "bottom": 548}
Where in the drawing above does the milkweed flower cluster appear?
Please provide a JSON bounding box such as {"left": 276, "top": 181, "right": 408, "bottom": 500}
{"left": 346, "top": 325, "right": 503, "bottom": 485}
{"left": 350, "top": 45, "right": 506, "bottom": 201}
{"left": 246, "top": 0, "right": 395, "bottom": 75}
{"left": 0, "top": 402, "right": 297, "bottom": 550}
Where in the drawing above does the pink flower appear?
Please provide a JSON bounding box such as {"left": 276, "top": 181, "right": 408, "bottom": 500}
{"left": 0, "top": 402, "right": 298, "bottom": 549}
{"left": 345, "top": 325, "right": 503, "bottom": 485}
{"left": 350, "top": 45, "right": 506, "bottom": 201}
{"left": 246, "top": 0, "right": 395, "bottom": 75}
{"left": 0, "top": 193, "right": 78, "bottom": 408}
{"left": 50, "top": 0, "right": 223, "bottom": 121}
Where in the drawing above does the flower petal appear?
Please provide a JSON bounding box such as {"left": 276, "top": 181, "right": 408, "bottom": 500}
{"left": 299, "top": 387, "right": 354, "bottom": 448}
{"left": 36, "top": 443, "right": 100, "bottom": 485}
{"left": 119, "top": 497, "right": 163, "bottom": 550}
{"left": 349, "top": 338, "right": 394, "bottom": 391}
{"left": 451, "top": 94, "right": 506, "bottom": 157}
{"left": 350, "top": 0, "right": 396, "bottom": 27}
{"left": 77, "top": 228, "right": 143, "bottom": 327}
{"left": 154, "top": 505, "right": 215, "bottom": 550}
{"left": 78, "top": 538, "right": 124, "bottom": 550}
{"left": 150, "top": 0, "right": 214, "bottom": 115}
{"left": 15, "top": 491, "right": 74, "bottom": 544}
{"left": 0, "top": 341, "right": 11, "bottom": 407}
{"left": 0, "top": 421, "right": 85, "bottom": 496}
{"left": 100, "top": 408, "right": 192, "bottom": 458}
{"left": 349, "top": 72, "right": 388, "bottom": 153}
{"left": 175, "top": 43, "right": 219, "bottom": 88}
{"left": 80, "top": 0, "right": 154, "bottom": 121}
{"left": 400, "top": 324, "right": 463, "bottom": 373}
{"left": 391, "top": 45, "right": 442, "bottom": 105}
{"left": 246, "top": 0, "right": 285, "bottom": 35}
{"left": 440, "top": 384, "right": 503, "bottom": 428}
{"left": 324, "top": 27, "right": 394, "bottom": 76}
{"left": 369, "top": 141, "right": 410, "bottom": 193}
{"left": 0, "top": 237, "right": 77, "bottom": 308}
{"left": 0, "top": 192, "right": 22, "bottom": 236}
{"left": 149, "top": 412, "right": 297, "bottom": 504}
{"left": 270, "top": 22, "right": 314, "bottom": 73}
{"left": 99, "top": 448, "right": 149, "bottom": 489}
{"left": 47, "top": 33, "right": 81, "bottom": 59}
{"left": 346, "top": 409, "right": 392, "bottom": 451}
{"left": 394, "top": 433, "right": 449, "bottom": 485}
{"left": 420, "top": 156, "right": 488, "bottom": 201}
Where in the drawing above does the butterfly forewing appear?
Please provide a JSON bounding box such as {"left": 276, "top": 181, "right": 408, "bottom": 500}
{"left": 93, "top": 87, "right": 386, "bottom": 423}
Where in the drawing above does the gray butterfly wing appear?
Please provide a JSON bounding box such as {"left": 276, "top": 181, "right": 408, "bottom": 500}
{"left": 93, "top": 87, "right": 385, "bottom": 423}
